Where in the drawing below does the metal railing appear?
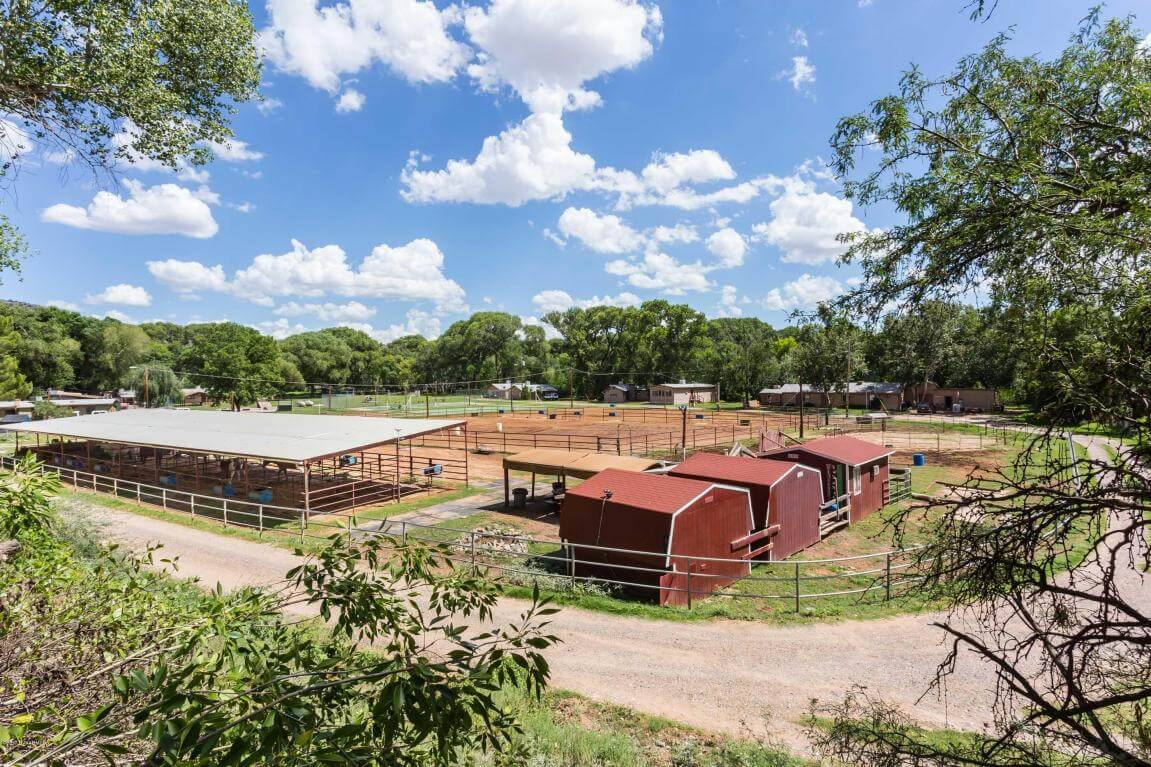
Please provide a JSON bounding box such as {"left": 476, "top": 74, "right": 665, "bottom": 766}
{"left": 4, "top": 457, "right": 928, "bottom": 612}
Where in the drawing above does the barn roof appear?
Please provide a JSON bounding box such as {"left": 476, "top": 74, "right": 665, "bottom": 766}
{"left": 566, "top": 468, "right": 717, "bottom": 515}
{"left": 668, "top": 452, "right": 797, "bottom": 488}
{"left": 1, "top": 408, "right": 464, "bottom": 464}
{"left": 503, "top": 449, "right": 663, "bottom": 479}
{"left": 763, "top": 435, "right": 894, "bottom": 466}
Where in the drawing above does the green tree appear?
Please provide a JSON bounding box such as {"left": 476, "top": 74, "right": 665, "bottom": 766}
{"left": 700, "top": 318, "right": 779, "bottom": 405}
{"left": 0, "top": 0, "right": 260, "bottom": 280}
{"left": 123, "top": 365, "right": 182, "bottom": 407}
{"left": 791, "top": 310, "right": 864, "bottom": 415}
{"left": 0, "top": 463, "right": 558, "bottom": 764}
{"left": 180, "top": 322, "right": 280, "bottom": 409}
{"left": 96, "top": 322, "right": 152, "bottom": 390}
{"left": 816, "top": 14, "right": 1151, "bottom": 767}
{"left": 0, "top": 315, "right": 32, "bottom": 400}
{"left": 280, "top": 331, "right": 353, "bottom": 388}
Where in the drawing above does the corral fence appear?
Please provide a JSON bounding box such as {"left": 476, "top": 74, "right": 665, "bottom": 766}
{"left": 6, "top": 458, "right": 929, "bottom": 613}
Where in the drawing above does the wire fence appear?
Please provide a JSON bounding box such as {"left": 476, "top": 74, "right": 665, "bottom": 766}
{"left": 5, "top": 457, "right": 928, "bottom": 612}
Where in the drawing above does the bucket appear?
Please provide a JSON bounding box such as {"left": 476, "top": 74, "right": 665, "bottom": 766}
{"left": 512, "top": 487, "right": 528, "bottom": 508}
{"left": 912, "top": 453, "right": 926, "bottom": 466}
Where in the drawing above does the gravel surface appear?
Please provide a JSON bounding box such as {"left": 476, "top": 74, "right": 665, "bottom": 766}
{"left": 65, "top": 500, "right": 1000, "bottom": 752}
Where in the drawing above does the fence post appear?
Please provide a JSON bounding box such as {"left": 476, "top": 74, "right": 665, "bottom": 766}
{"left": 258, "top": 505, "right": 265, "bottom": 535}
{"left": 686, "top": 566, "right": 693, "bottom": 609}
{"left": 136, "top": 483, "right": 141, "bottom": 506}
{"left": 190, "top": 495, "right": 196, "bottom": 519}
{"left": 794, "top": 561, "right": 802, "bottom": 613}
{"left": 885, "top": 552, "right": 893, "bottom": 600}
{"left": 162, "top": 487, "right": 167, "bottom": 510}
{"left": 113, "top": 477, "right": 118, "bottom": 498}
{"left": 222, "top": 499, "right": 228, "bottom": 527}
{"left": 300, "top": 512, "right": 306, "bottom": 543}
{"left": 470, "top": 530, "right": 477, "bottom": 574}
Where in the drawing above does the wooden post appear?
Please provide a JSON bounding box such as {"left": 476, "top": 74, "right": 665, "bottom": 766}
{"left": 686, "top": 565, "right": 693, "bottom": 609}
{"left": 885, "top": 553, "right": 892, "bottom": 600}
{"left": 302, "top": 461, "right": 311, "bottom": 523}
{"left": 503, "top": 464, "right": 510, "bottom": 509}
{"left": 794, "top": 561, "right": 802, "bottom": 612}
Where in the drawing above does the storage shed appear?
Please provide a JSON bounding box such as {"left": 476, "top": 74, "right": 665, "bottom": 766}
{"left": 758, "top": 435, "right": 894, "bottom": 522}
{"left": 669, "top": 453, "right": 824, "bottom": 559}
{"left": 560, "top": 469, "right": 754, "bottom": 606}
{"left": 649, "top": 381, "right": 717, "bottom": 405}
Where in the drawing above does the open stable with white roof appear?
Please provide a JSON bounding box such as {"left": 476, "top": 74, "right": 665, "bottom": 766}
{"left": 7, "top": 409, "right": 470, "bottom": 515}
{"left": 4, "top": 408, "right": 465, "bottom": 464}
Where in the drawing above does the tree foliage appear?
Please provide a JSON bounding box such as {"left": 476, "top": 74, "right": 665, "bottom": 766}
{"left": 815, "top": 13, "right": 1151, "bottom": 767}
{"left": 0, "top": 461, "right": 558, "bottom": 765}
{"left": 179, "top": 322, "right": 280, "bottom": 408}
{"left": 0, "top": 0, "right": 260, "bottom": 280}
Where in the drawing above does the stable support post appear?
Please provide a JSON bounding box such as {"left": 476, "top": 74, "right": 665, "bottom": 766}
{"left": 794, "top": 561, "right": 802, "bottom": 613}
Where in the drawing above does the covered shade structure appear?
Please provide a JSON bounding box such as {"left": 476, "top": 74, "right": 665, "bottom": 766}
{"left": 501, "top": 448, "right": 664, "bottom": 508}
{"left": 6, "top": 409, "right": 469, "bottom": 514}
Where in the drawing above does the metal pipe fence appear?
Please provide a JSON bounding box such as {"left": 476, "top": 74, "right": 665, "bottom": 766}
{"left": 5, "top": 457, "right": 929, "bottom": 612}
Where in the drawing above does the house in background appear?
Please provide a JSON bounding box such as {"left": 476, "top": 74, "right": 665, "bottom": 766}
{"left": 182, "top": 387, "right": 210, "bottom": 407}
{"left": 602, "top": 383, "right": 649, "bottom": 403}
{"left": 649, "top": 381, "right": 717, "bottom": 406}
{"left": 759, "top": 382, "right": 903, "bottom": 411}
{"left": 485, "top": 381, "right": 523, "bottom": 400}
{"left": 0, "top": 400, "right": 33, "bottom": 418}
{"left": 907, "top": 382, "right": 999, "bottom": 412}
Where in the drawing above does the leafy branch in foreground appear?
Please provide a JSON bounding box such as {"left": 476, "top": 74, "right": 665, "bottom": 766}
{"left": 0, "top": 460, "right": 559, "bottom": 766}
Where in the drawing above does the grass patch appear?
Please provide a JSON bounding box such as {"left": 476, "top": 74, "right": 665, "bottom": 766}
{"left": 491, "top": 688, "right": 809, "bottom": 767}
{"left": 342, "top": 486, "right": 486, "bottom": 522}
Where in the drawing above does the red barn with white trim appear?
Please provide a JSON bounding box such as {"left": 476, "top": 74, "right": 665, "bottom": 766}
{"left": 668, "top": 452, "right": 825, "bottom": 559}
{"left": 759, "top": 435, "right": 894, "bottom": 522}
{"left": 559, "top": 469, "right": 754, "bottom": 606}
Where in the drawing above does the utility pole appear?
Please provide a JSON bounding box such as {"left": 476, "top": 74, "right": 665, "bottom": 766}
{"left": 679, "top": 404, "right": 688, "bottom": 460}
{"left": 142, "top": 366, "right": 150, "bottom": 409}
{"left": 798, "top": 380, "right": 805, "bottom": 440}
{"left": 568, "top": 366, "right": 574, "bottom": 409}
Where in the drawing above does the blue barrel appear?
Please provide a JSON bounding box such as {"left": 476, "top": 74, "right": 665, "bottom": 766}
{"left": 913, "top": 453, "right": 926, "bottom": 466}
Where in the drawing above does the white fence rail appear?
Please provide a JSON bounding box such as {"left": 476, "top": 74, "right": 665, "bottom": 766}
{"left": 4, "top": 456, "right": 928, "bottom": 612}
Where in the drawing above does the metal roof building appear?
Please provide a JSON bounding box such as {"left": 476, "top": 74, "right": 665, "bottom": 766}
{"left": 7, "top": 409, "right": 469, "bottom": 515}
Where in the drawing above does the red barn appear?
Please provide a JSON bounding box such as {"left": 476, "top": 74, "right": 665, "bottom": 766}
{"left": 560, "top": 469, "right": 754, "bottom": 606}
{"left": 668, "top": 453, "right": 825, "bottom": 559}
{"left": 759, "top": 435, "right": 894, "bottom": 522}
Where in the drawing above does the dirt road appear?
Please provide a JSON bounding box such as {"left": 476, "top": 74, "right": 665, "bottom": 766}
{"left": 68, "top": 500, "right": 998, "bottom": 751}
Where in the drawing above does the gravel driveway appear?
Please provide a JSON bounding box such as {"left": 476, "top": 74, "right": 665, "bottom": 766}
{"left": 66, "top": 500, "right": 1000, "bottom": 752}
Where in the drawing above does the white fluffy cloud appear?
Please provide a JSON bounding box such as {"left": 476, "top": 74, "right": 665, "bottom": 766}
{"left": 762, "top": 273, "right": 844, "bottom": 312}
{"left": 42, "top": 180, "right": 219, "bottom": 238}
{"left": 275, "top": 300, "right": 377, "bottom": 322}
{"left": 557, "top": 207, "right": 645, "bottom": 253}
{"left": 343, "top": 309, "right": 443, "bottom": 342}
{"left": 752, "top": 185, "right": 868, "bottom": 264}
{"left": 402, "top": 112, "right": 596, "bottom": 206}
{"left": 85, "top": 283, "right": 153, "bottom": 307}
{"left": 464, "top": 0, "right": 662, "bottom": 114}
{"left": 147, "top": 260, "right": 229, "bottom": 294}
{"left": 651, "top": 223, "right": 698, "bottom": 244}
{"left": 150, "top": 239, "right": 466, "bottom": 313}
{"left": 335, "top": 88, "right": 366, "bottom": 113}
{"left": 641, "top": 150, "right": 734, "bottom": 194}
{"left": 783, "top": 55, "right": 816, "bottom": 92}
{"left": 531, "top": 289, "right": 642, "bottom": 313}
{"left": 605, "top": 251, "right": 711, "bottom": 295}
{"left": 705, "top": 227, "right": 747, "bottom": 268}
{"left": 715, "top": 284, "right": 743, "bottom": 317}
{"left": 256, "top": 318, "right": 310, "bottom": 340}
{"left": 258, "top": 0, "right": 470, "bottom": 98}
{"left": 205, "top": 138, "right": 264, "bottom": 162}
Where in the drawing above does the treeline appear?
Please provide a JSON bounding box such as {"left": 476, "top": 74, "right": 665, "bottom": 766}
{"left": 2, "top": 297, "right": 1027, "bottom": 407}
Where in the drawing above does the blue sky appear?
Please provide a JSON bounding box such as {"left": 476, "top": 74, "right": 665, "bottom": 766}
{"left": 3, "top": 0, "right": 1145, "bottom": 341}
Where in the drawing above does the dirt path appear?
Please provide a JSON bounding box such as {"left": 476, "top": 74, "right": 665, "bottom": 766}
{"left": 67, "top": 499, "right": 998, "bottom": 752}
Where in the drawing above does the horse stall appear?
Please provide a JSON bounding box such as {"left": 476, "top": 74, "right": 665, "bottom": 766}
{"left": 559, "top": 468, "right": 754, "bottom": 606}
{"left": 7, "top": 408, "right": 470, "bottom": 517}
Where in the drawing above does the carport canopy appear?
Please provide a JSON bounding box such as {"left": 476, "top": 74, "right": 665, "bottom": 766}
{"left": 502, "top": 448, "right": 664, "bottom": 507}
{"left": 2, "top": 408, "right": 464, "bottom": 465}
